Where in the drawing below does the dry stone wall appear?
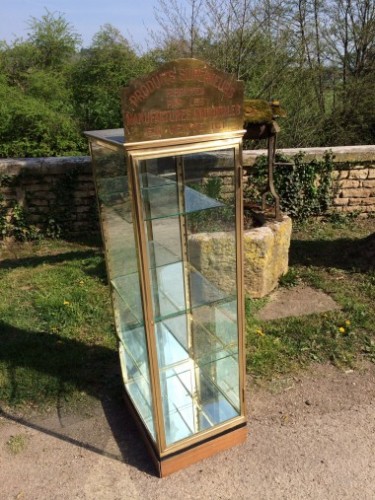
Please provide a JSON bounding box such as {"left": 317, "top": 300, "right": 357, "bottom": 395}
{"left": 1, "top": 145, "right": 374, "bottom": 237}
{"left": 243, "top": 145, "right": 375, "bottom": 216}
{"left": 0, "top": 157, "right": 97, "bottom": 236}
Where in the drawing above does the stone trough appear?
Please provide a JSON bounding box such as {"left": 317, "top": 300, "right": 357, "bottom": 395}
{"left": 189, "top": 215, "right": 292, "bottom": 299}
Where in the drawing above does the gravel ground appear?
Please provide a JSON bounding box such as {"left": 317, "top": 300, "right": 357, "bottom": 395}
{"left": 1, "top": 362, "right": 374, "bottom": 500}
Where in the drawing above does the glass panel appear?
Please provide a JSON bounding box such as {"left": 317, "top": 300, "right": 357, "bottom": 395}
{"left": 139, "top": 148, "right": 240, "bottom": 447}
{"left": 90, "top": 143, "right": 155, "bottom": 440}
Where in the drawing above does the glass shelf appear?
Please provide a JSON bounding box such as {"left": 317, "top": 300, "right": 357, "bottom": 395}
{"left": 148, "top": 240, "right": 181, "bottom": 269}
{"left": 151, "top": 261, "right": 234, "bottom": 323}
{"left": 99, "top": 174, "right": 226, "bottom": 224}
{"left": 156, "top": 320, "right": 240, "bottom": 446}
{"left": 141, "top": 174, "right": 224, "bottom": 221}
{"left": 161, "top": 360, "right": 239, "bottom": 446}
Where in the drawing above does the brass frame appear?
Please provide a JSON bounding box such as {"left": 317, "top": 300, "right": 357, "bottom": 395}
{"left": 86, "top": 128, "right": 247, "bottom": 469}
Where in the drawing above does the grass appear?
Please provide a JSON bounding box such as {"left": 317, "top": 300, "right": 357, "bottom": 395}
{"left": 246, "top": 215, "right": 375, "bottom": 378}
{"left": 0, "top": 238, "right": 119, "bottom": 413}
{"left": 0, "top": 215, "right": 374, "bottom": 412}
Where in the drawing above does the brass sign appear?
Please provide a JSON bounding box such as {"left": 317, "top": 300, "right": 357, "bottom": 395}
{"left": 122, "top": 59, "right": 244, "bottom": 142}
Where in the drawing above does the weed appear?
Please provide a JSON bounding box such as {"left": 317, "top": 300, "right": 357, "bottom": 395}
{"left": 6, "top": 434, "right": 29, "bottom": 455}
{"left": 279, "top": 268, "right": 300, "bottom": 288}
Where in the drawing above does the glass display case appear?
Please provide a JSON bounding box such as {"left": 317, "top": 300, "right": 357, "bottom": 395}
{"left": 86, "top": 59, "right": 247, "bottom": 476}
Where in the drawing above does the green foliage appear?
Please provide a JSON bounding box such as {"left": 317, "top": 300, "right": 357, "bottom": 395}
{"left": 0, "top": 175, "right": 40, "bottom": 240}
{"left": 69, "top": 24, "right": 156, "bottom": 131}
{"left": 246, "top": 151, "right": 334, "bottom": 221}
{"left": 27, "top": 9, "right": 82, "bottom": 69}
{"left": 1, "top": 4, "right": 375, "bottom": 159}
{"left": 0, "top": 80, "right": 85, "bottom": 157}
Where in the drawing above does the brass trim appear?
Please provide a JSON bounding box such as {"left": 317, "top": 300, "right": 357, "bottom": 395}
{"left": 124, "top": 130, "right": 246, "bottom": 151}
{"left": 129, "top": 136, "right": 245, "bottom": 160}
{"left": 235, "top": 143, "right": 247, "bottom": 414}
{"left": 85, "top": 129, "right": 246, "bottom": 150}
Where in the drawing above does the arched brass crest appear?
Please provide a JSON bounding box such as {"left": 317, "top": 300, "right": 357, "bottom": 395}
{"left": 122, "top": 58, "right": 244, "bottom": 142}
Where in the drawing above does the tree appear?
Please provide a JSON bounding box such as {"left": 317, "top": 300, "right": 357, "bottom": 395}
{"left": 26, "top": 9, "right": 81, "bottom": 69}
{"left": 70, "top": 24, "right": 151, "bottom": 131}
{"left": 152, "top": 0, "right": 206, "bottom": 58}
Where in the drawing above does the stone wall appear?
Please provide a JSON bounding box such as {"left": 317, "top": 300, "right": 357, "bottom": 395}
{"left": 0, "top": 156, "right": 97, "bottom": 236}
{"left": 243, "top": 145, "right": 375, "bottom": 215}
{"left": 0, "top": 145, "right": 374, "bottom": 236}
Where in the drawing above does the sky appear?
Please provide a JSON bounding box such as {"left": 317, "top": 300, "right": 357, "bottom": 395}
{"left": 1, "top": 0, "right": 160, "bottom": 51}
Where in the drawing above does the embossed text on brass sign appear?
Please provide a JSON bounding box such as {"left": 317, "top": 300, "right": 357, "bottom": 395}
{"left": 121, "top": 59, "right": 244, "bottom": 142}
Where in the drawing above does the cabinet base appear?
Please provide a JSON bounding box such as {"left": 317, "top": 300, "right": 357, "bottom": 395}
{"left": 157, "top": 424, "right": 247, "bottom": 477}
{"left": 123, "top": 388, "right": 247, "bottom": 477}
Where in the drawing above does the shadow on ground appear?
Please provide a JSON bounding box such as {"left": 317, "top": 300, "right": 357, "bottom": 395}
{"left": 0, "top": 321, "right": 155, "bottom": 476}
{"left": 290, "top": 234, "right": 374, "bottom": 271}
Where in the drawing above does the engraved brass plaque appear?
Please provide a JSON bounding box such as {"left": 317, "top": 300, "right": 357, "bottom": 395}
{"left": 122, "top": 59, "right": 244, "bottom": 142}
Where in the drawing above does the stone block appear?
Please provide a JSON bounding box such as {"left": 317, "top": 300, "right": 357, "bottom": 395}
{"left": 362, "top": 180, "right": 375, "bottom": 188}
{"left": 243, "top": 216, "right": 292, "bottom": 298}
{"left": 188, "top": 231, "right": 237, "bottom": 294}
{"left": 368, "top": 169, "right": 375, "bottom": 179}
{"left": 333, "top": 197, "right": 349, "bottom": 206}
{"left": 29, "top": 199, "right": 49, "bottom": 207}
{"left": 337, "top": 170, "right": 350, "bottom": 179}
{"left": 338, "top": 180, "right": 360, "bottom": 189}
{"left": 188, "top": 215, "right": 292, "bottom": 299}
{"left": 349, "top": 198, "right": 375, "bottom": 206}
{"left": 349, "top": 169, "right": 369, "bottom": 180}
{"left": 344, "top": 188, "right": 372, "bottom": 198}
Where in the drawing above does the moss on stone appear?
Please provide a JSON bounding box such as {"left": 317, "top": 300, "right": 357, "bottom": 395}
{"left": 243, "top": 99, "right": 286, "bottom": 126}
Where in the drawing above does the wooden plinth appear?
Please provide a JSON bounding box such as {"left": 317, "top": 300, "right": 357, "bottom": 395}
{"left": 157, "top": 424, "right": 247, "bottom": 477}
{"left": 123, "top": 390, "right": 247, "bottom": 477}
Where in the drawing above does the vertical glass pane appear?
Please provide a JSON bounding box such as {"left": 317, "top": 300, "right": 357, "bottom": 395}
{"left": 90, "top": 143, "right": 155, "bottom": 439}
{"left": 139, "top": 148, "right": 240, "bottom": 447}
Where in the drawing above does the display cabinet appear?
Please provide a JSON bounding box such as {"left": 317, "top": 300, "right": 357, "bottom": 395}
{"left": 86, "top": 59, "right": 247, "bottom": 476}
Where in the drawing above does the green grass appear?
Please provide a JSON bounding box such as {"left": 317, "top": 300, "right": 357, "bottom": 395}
{"left": 0, "top": 216, "right": 374, "bottom": 412}
{"left": 0, "top": 238, "right": 119, "bottom": 412}
{"left": 246, "top": 216, "right": 375, "bottom": 378}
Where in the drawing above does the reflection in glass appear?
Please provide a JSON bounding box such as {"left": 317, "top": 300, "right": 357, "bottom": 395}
{"left": 140, "top": 149, "right": 240, "bottom": 446}
{"left": 90, "top": 143, "right": 155, "bottom": 439}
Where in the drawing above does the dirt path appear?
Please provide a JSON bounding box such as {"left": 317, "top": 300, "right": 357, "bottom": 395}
{"left": 1, "top": 363, "right": 374, "bottom": 500}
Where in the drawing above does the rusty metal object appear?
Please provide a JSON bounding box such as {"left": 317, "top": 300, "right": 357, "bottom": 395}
{"left": 244, "top": 100, "right": 285, "bottom": 220}
{"left": 261, "top": 126, "right": 281, "bottom": 220}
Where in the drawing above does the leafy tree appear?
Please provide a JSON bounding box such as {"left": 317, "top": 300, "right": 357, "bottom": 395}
{"left": 0, "top": 11, "right": 84, "bottom": 157}
{"left": 26, "top": 9, "right": 81, "bottom": 69}
{"left": 70, "top": 24, "right": 155, "bottom": 131}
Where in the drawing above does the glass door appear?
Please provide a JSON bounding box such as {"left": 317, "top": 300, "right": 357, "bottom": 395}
{"left": 136, "top": 146, "right": 241, "bottom": 448}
